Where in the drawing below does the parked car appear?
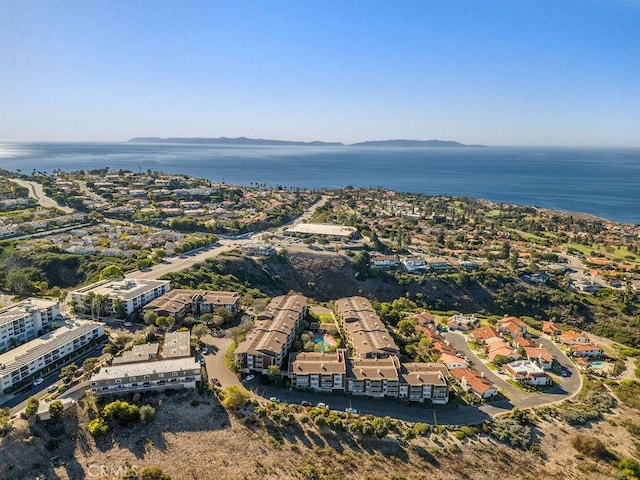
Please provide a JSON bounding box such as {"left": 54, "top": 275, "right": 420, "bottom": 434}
{"left": 199, "top": 358, "right": 206, "bottom": 366}
{"left": 301, "top": 400, "right": 312, "bottom": 407}
{"left": 48, "top": 384, "right": 59, "bottom": 393}
{"left": 269, "top": 397, "right": 280, "bottom": 403}
{"left": 123, "top": 322, "right": 133, "bottom": 327}
{"left": 317, "top": 402, "right": 330, "bottom": 410}
{"left": 202, "top": 347, "right": 209, "bottom": 354}
{"left": 33, "top": 378, "right": 44, "bottom": 387}
{"left": 242, "top": 374, "right": 255, "bottom": 383}
{"left": 345, "top": 407, "right": 358, "bottom": 414}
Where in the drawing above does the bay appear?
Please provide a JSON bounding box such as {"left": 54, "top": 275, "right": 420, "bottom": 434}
{"left": 0, "top": 142, "right": 639, "bottom": 224}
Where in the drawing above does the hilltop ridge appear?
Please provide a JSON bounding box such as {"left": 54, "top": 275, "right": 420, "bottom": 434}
{"left": 128, "top": 136, "right": 485, "bottom": 147}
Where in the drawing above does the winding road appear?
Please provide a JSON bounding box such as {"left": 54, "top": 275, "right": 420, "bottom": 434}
{"left": 9, "top": 178, "right": 74, "bottom": 213}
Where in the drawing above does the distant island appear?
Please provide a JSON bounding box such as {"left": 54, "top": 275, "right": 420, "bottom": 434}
{"left": 128, "top": 136, "right": 485, "bottom": 147}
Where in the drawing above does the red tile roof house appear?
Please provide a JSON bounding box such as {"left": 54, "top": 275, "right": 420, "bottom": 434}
{"left": 411, "top": 311, "right": 436, "bottom": 326}
{"left": 415, "top": 324, "right": 444, "bottom": 343}
{"left": 560, "top": 330, "right": 591, "bottom": 345}
{"left": 523, "top": 347, "right": 554, "bottom": 370}
{"left": 498, "top": 316, "right": 528, "bottom": 338}
{"left": 485, "top": 341, "right": 521, "bottom": 362}
{"left": 512, "top": 337, "right": 537, "bottom": 349}
{"left": 542, "top": 321, "right": 560, "bottom": 336}
{"left": 568, "top": 343, "right": 604, "bottom": 357}
{"left": 432, "top": 341, "right": 457, "bottom": 356}
{"left": 470, "top": 326, "right": 501, "bottom": 344}
{"left": 438, "top": 352, "right": 469, "bottom": 370}
{"left": 449, "top": 368, "right": 499, "bottom": 399}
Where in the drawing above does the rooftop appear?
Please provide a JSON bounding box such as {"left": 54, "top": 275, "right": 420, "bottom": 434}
{"left": 0, "top": 298, "right": 59, "bottom": 328}
{"left": 73, "top": 278, "right": 170, "bottom": 301}
{"left": 91, "top": 357, "right": 200, "bottom": 381}
{"left": 163, "top": 331, "right": 191, "bottom": 358}
{"left": 284, "top": 223, "right": 357, "bottom": 237}
{"left": 0, "top": 320, "right": 103, "bottom": 374}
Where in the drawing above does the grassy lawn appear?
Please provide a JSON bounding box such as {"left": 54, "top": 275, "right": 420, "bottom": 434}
{"left": 566, "top": 243, "right": 593, "bottom": 255}
{"left": 317, "top": 312, "right": 336, "bottom": 323}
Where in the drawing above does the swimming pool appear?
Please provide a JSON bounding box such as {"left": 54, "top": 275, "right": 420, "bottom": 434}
{"left": 590, "top": 361, "right": 604, "bottom": 368}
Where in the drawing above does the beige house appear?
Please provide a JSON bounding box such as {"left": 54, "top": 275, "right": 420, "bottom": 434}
{"left": 334, "top": 296, "right": 399, "bottom": 359}
{"left": 235, "top": 295, "right": 308, "bottom": 373}
{"left": 289, "top": 350, "right": 347, "bottom": 392}
{"left": 144, "top": 289, "right": 241, "bottom": 318}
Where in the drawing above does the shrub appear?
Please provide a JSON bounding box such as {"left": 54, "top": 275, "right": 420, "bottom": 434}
{"left": 453, "top": 430, "right": 466, "bottom": 440}
{"left": 490, "top": 417, "right": 532, "bottom": 449}
{"left": 618, "top": 458, "right": 640, "bottom": 479}
{"left": 614, "top": 380, "right": 640, "bottom": 409}
{"left": 220, "top": 386, "right": 250, "bottom": 411}
{"left": 88, "top": 417, "right": 109, "bottom": 436}
{"left": 102, "top": 400, "right": 140, "bottom": 426}
{"left": 138, "top": 466, "right": 172, "bottom": 480}
{"left": 139, "top": 405, "right": 156, "bottom": 425}
{"left": 413, "top": 423, "right": 430, "bottom": 436}
{"left": 570, "top": 434, "right": 609, "bottom": 459}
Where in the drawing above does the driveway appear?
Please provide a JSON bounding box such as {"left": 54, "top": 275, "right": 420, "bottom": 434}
{"left": 201, "top": 335, "right": 241, "bottom": 389}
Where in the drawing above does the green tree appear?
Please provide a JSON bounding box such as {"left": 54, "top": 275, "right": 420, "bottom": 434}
{"left": 82, "top": 357, "right": 99, "bottom": 373}
{"left": 25, "top": 396, "right": 39, "bottom": 419}
{"left": 6, "top": 270, "right": 35, "bottom": 296}
{"left": 87, "top": 417, "right": 109, "bottom": 436}
{"left": 191, "top": 323, "right": 210, "bottom": 340}
{"left": 220, "top": 385, "right": 250, "bottom": 411}
{"left": 113, "top": 298, "right": 127, "bottom": 319}
{"left": 143, "top": 310, "right": 158, "bottom": 326}
{"left": 60, "top": 364, "right": 79, "bottom": 382}
{"left": 99, "top": 265, "right": 124, "bottom": 281}
{"left": 156, "top": 316, "right": 175, "bottom": 331}
{"left": 48, "top": 400, "right": 64, "bottom": 423}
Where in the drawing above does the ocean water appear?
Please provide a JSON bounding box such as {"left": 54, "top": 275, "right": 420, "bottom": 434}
{"left": 0, "top": 142, "right": 639, "bottom": 224}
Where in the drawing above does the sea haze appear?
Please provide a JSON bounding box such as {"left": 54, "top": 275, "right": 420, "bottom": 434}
{"left": 0, "top": 142, "right": 639, "bottom": 224}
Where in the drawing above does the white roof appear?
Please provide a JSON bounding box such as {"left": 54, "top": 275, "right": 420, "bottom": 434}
{"left": 284, "top": 223, "right": 357, "bottom": 237}
{"left": 91, "top": 357, "right": 200, "bottom": 381}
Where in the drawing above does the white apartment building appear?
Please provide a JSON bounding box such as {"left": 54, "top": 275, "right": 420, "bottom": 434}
{"left": 0, "top": 319, "right": 104, "bottom": 393}
{"left": 71, "top": 278, "right": 171, "bottom": 317}
{"left": 0, "top": 298, "right": 61, "bottom": 353}
{"left": 90, "top": 357, "right": 201, "bottom": 396}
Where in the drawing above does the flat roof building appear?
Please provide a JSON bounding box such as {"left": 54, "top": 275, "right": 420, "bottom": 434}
{"left": 162, "top": 331, "right": 191, "bottom": 359}
{"left": 71, "top": 278, "right": 171, "bottom": 317}
{"left": 284, "top": 223, "right": 358, "bottom": 240}
{"left": 90, "top": 357, "right": 201, "bottom": 396}
{"left": 0, "top": 319, "right": 104, "bottom": 393}
{"left": 112, "top": 343, "right": 160, "bottom": 365}
{"left": 0, "top": 298, "right": 61, "bottom": 353}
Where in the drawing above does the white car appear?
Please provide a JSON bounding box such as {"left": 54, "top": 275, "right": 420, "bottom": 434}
{"left": 317, "top": 402, "right": 329, "bottom": 410}
{"left": 269, "top": 396, "right": 281, "bottom": 403}
{"left": 48, "top": 384, "right": 59, "bottom": 393}
{"left": 123, "top": 322, "right": 133, "bottom": 327}
{"left": 345, "top": 407, "right": 358, "bottom": 414}
{"left": 33, "top": 378, "right": 44, "bottom": 387}
{"left": 242, "top": 374, "right": 255, "bottom": 383}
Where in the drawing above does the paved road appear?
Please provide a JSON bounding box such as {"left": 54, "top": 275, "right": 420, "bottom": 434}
{"left": 131, "top": 195, "right": 329, "bottom": 280}
{"left": 444, "top": 331, "right": 582, "bottom": 410}
{"left": 201, "top": 334, "right": 492, "bottom": 425}
{"left": 9, "top": 178, "right": 74, "bottom": 213}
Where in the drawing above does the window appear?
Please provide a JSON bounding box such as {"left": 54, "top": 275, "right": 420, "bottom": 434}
{"left": 115, "top": 379, "right": 122, "bottom": 384}
{"left": 143, "top": 375, "right": 150, "bottom": 380}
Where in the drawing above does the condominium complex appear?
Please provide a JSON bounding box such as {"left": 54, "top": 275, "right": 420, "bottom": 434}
{"left": 0, "top": 319, "right": 104, "bottom": 393}
{"left": 90, "top": 357, "right": 201, "bottom": 396}
{"left": 235, "top": 295, "right": 308, "bottom": 373}
{"left": 0, "top": 298, "right": 61, "bottom": 353}
{"left": 283, "top": 223, "right": 358, "bottom": 240}
{"left": 71, "top": 278, "right": 171, "bottom": 317}
{"left": 334, "top": 296, "right": 399, "bottom": 359}
{"left": 144, "top": 289, "right": 241, "bottom": 318}
{"left": 289, "top": 350, "right": 449, "bottom": 404}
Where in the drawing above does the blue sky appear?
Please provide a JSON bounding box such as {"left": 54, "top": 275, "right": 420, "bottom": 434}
{"left": 1, "top": 1, "right": 639, "bottom": 145}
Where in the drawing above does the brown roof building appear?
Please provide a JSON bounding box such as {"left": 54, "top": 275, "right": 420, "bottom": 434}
{"left": 235, "top": 295, "right": 308, "bottom": 373}
{"left": 335, "top": 297, "right": 399, "bottom": 359}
